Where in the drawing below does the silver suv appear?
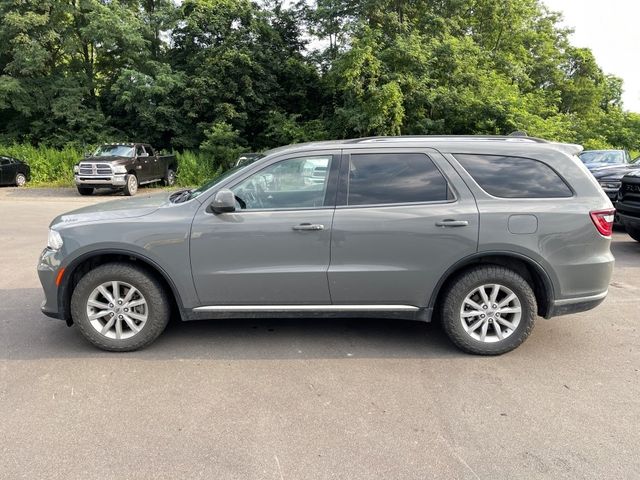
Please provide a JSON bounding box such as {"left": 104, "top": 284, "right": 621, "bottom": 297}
{"left": 38, "top": 136, "right": 615, "bottom": 354}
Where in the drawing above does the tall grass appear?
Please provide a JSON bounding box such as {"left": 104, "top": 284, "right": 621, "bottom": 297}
{"left": 0, "top": 144, "right": 223, "bottom": 187}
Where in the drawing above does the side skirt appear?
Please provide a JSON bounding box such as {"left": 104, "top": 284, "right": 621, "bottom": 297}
{"left": 182, "top": 305, "right": 433, "bottom": 322}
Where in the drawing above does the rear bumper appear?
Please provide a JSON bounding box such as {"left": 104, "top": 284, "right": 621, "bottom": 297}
{"left": 547, "top": 290, "right": 608, "bottom": 318}
{"left": 74, "top": 174, "right": 127, "bottom": 187}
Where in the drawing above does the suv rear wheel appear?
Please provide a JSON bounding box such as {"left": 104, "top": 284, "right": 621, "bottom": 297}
{"left": 441, "top": 265, "right": 536, "bottom": 355}
{"left": 70, "top": 263, "right": 170, "bottom": 351}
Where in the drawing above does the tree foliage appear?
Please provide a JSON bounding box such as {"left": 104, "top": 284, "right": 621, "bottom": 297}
{"left": 0, "top": 0, "right": 639, "bottom": 164}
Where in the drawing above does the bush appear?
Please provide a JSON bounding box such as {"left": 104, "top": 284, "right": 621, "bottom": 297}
{"left": 0, "top": 144, "right": 225, "bottom": 187}
{"left": 174, "top": 150, "right": 223, "bottom": 187}
{"left": 0, "top": 144, "right": 83, "bottom": 186}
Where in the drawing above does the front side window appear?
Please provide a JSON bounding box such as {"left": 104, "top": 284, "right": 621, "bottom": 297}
{"left": 346, "top": 153, "right": 449, "bottom": 206}
{"left": 232, "top": 155, "right": 332, "bottom": 210}
{"left": 455, "top": 154, "right": 572, "bottom": 198}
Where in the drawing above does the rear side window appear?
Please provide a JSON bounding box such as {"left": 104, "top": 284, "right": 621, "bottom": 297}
{"left": 454, "top": 154, "right": 572, "bottom": 198}
{"left": 346, "top": 153, "right": 449, "bottom": 205}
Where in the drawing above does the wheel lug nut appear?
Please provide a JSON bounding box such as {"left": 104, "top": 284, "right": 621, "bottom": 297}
{"left": 124, "top": 308, "right": 129, "bottom": 312}
{"left": 492, "top": 304, "right": 497, "bottom": 308}
{"left": 480, "top": 314, "right": 485, "bottom": 318}
{"left": 108, "top": 303, "right": 113, "bottom": 308}
{"left": 482, "top": 305, "right": 488, "bottom": 309}
{"left": 118, "top": 300, "right": 123, "bottom": 305}
{"left": 118, "top": 315, "right": 123, "bottom": 319}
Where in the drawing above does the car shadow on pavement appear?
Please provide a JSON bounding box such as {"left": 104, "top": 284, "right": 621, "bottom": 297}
{"left": 0, "top": 288, "right": 465, "bottom": 360}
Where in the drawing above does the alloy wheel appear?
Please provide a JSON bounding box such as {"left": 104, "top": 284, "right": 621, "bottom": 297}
{"left": 459, "top": 283, "right": 522, "bottom": 343}
{"left": 86, "top": 281, "right": 148, "bottom": 340}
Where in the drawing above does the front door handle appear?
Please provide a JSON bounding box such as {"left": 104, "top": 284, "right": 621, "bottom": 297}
{"left": 292, "top": 223, "right": 325, "bottom": 231}
{"left": 435, "top": 219, "right": 469, "bottom": 227}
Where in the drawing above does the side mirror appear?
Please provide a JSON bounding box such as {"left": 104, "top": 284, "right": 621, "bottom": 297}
{"left": 210, "top": 189, "right": 236, "bottom": 214}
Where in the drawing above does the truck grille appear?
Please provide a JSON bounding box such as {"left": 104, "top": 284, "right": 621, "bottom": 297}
{"left": 79, "top": 163, "right": 113, "bottom": 176}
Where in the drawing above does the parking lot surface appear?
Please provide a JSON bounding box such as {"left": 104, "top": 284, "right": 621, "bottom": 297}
{"left": 1, "top": 187, "right": 639, "bottom": 479}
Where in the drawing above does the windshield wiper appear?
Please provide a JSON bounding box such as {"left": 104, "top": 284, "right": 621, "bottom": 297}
{"left": 169, "top": 189, "right": 193, "bottom": 204}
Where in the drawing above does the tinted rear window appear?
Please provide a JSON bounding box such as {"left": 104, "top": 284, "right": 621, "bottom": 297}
{"left": 347, "top": 153, "right": 449, "bottom": 205}
{"left": 454, "top": 154, "right": 572, "bottom": 198}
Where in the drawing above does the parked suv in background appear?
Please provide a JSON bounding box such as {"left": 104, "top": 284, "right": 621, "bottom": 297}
{"left": 74, "top": 143, "right": 177, "bottom": 196}
{"left": 38, "top": 136, "right": 614, "bottom": 355}
{"left": 0, "top": 155, "right": 30, "bottom": 186}
{"left": 616, "top": 171, "right": 640, "bottom": 242}
{"left": 578, "top": 149, "right": 631, "bottom": 171}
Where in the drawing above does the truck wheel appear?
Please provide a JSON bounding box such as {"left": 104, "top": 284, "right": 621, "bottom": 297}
{"left": 123, "top": 174, "right": 138, "bottom": 196}
{"left": 626, "top": 226, "right": 640, "bottom": 242}
{"left": 163, "top": 168, "right": 176, "bottom": 187}
{"left": 440, "top": 265, "right": 537, "bottom": 355}
{"left": 77, "top": 186, "right": 94, "bottom": 196}
{"left": 70, "top": 262, "right": 170, "bottom": 352}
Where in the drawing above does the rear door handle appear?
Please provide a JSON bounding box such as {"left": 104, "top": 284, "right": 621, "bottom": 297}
{"left": 292, "top": 223, "right": 325, "bottom": 231}
{"left": 435, "top": 219, "right": 469, "bottom": 227}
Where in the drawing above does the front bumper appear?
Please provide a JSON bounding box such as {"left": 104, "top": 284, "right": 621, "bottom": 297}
{"left": 37, "top": 247, "right": 64, "bottom": 320}
{"left": 74, "top": 174, "right": 127, "bottom": 187}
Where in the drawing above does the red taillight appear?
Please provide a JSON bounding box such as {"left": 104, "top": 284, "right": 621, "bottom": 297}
{"left": 590, "top": 209, "right": 615, "bottom": 237}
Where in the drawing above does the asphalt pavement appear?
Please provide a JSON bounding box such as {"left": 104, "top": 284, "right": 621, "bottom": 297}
{"left": 1, "top": 187, "right": 639, "bottom": 479}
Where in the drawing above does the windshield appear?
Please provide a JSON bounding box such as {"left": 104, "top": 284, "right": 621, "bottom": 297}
{"left": 93, "top": 145, "right": 135, "bottom": 157}
{"left": 578, "top": 150, "right": 625, "bottom": 165}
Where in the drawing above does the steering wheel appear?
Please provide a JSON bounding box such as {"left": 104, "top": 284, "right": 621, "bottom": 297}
{"left": 234, "top": 195, "right": 246, "bottom": 209}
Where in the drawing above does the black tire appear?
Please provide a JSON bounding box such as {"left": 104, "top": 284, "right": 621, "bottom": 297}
{"left": 440, "top": 265, "right": 537, "bottom": 355}
{"left": 70, "top": 262, "right": 170, "bottom": 352}
{"left": 15, "top": 172, "right": 27, "bottom": 187}
{"left": 123, "top": 173, "right": 138, "bottom": 196}
{"left": 626, "top": 225, "right": 640, "bottom": 242}
{"left": 163, "top": 168, "right": 176, "bottom": 186}
{"left": 77, "top": 186, "right": 94, "bottom": 196}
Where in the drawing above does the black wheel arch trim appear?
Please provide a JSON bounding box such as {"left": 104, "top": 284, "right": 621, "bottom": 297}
{"left": 427, "top": 251, "right": 556, "bottom": 318}
{"left": 57, "top": 248, "right": 186, "bottom": 322}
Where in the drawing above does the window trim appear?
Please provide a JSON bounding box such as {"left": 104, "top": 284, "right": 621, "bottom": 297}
{"left": 223, "top": 152, "right": 341, "bottom": 212}
{"left": 452, "top": 153, "right": 576, "bottom": 200}
{"left": 336, "top": 151, "right": 456, "bottom": 208}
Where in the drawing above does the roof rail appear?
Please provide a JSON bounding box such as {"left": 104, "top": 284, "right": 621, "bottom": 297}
{"left": 351, "top": 135, "right": 550, "bottom": 144}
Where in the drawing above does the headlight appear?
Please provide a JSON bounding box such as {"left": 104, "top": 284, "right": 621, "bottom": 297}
{"left": 112, "top": 165, "right": 127, "bottom": 174}
{"left": 47, "top": 229, "right": 63, "bottom": 251}
{"left": 599, "top": 181, "right": 621, "bottom": 190}
{"left": 73, "top": 165, "right": 79, "bottom": 173}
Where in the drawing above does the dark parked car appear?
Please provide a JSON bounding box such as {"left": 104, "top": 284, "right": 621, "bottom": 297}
{"left": 0, "top": 155, "right": 30, "bottom": 186}
{"left": 578, "top": 149, "right": 631, "bottom": 171}
{"left": 74, "top": 143, "right": 177, "bottom": 196}
{"left": 39, "top": 136, "right": 614, "bottom": 355}
{"left": 616, "top": 171, "right": 640, "bottom": 242}
{"left": 590, "top": 162, "right": 640, "bottom": 208}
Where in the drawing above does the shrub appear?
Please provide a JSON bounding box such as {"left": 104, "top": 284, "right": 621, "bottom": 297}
{"left": 0, "top": 144, "right": 225, "bottom": 187}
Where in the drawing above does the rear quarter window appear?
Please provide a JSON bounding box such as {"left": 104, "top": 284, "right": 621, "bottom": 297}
{"left": 454, "top": 154, "right": 572, "bottom": 198}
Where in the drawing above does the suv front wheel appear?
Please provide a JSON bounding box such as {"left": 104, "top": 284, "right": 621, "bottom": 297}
{"left": 441, "top": 265, "right": 536, "bottom": 355}
{"left": 70, "top": 263, "right": 170, "bottom": 351}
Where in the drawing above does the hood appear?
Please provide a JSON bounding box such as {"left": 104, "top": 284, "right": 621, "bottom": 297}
{"left": 81, "top": 155, "right": 131, "bottom": 164}
{"left": 591, "top": 163, "right": 640, "bottom": 180}
{"left": 51, "top": 192, "right": 169, "bottom": 228}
